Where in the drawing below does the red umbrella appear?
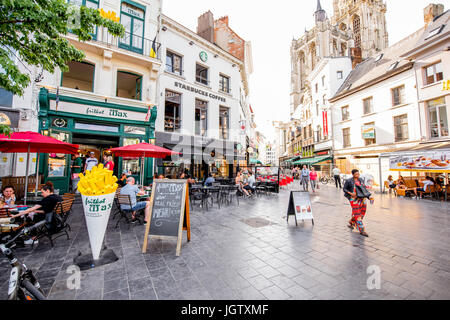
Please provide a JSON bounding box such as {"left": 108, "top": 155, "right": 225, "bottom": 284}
{"left": 109, "top": 143, "right": 180, "bottom": 184}
{"left": 0, "top": 132, "right": 79, "bottom": 203}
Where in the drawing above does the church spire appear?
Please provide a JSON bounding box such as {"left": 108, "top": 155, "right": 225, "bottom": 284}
{"left": 315, "top": 0, "right": 327, "bottom": 23}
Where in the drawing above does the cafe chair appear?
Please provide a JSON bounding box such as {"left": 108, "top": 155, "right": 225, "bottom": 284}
{"left": 33, "top": 197, "right": 75, "bottom": 247}
{"left": 115, "top": 195, "right": 145, "bottom": 228}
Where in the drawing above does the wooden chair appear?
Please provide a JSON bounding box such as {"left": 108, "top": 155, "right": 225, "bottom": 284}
{"left": 112, "top": 188, "right": 122, "bottom": 220}
{"left": 33, "top": 198, "right": 75, "bottom": 247}
{"left": 115, "top": 194, "right": 145, "bottom": 228}
{"left": 62, "top": 193, "right": 76, "bottom": 201}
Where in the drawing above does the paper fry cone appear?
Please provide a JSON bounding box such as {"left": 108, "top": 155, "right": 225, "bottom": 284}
{"left": 81, "top": 192, "right": 115, "bottom": 260}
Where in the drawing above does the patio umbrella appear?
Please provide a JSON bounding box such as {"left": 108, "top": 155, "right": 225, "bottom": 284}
{"left": 0, "top": 131, "right": 79, "bottom": 204}
{"left": 109, "top": 143, "right": 180, "bottom": 185}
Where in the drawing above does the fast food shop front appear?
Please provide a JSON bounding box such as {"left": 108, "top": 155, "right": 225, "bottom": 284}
{"left": 38, "top": 88, "right": 157, "bottom": 194}
{"left": 379, "top": 141, "right": 450, "bottom": 194}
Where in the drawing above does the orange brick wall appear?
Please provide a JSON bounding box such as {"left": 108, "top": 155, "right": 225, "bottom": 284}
{"left": 214, "top": 16, "right": 245, "bottom": 61}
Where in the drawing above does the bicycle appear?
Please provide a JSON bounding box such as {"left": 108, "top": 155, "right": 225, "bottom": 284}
{"left": 0, "top": 220, "right": 47, "bottom": 300}
{"left": 319, "top": 175, "right": 335, "bottom": 185}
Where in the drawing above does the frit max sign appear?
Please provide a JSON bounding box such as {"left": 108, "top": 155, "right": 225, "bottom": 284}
{"left": 84, "top": 197, "right": 112, "bottom": 217}
{"left": 86, "top": 106, "right": 128, "bottom": 118}
{"left": 174, "top": 81, "right": 227, "bottom": 103}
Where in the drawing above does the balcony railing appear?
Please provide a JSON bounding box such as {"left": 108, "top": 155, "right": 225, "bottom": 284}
{"left": 84, "top": 27, "right": 161, "bottom": 60}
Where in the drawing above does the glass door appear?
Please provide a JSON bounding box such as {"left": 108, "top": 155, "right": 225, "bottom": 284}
{"left": 45, "top": 130, "right": 72, "bottom": 194}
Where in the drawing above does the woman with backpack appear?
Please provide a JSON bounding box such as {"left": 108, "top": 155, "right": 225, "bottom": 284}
{"left": 343, "top": 169, "right": 374, "bottom": 238}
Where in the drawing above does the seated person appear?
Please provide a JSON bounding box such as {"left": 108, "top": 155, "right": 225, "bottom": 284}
{"left": 0, "top": 185, "right": 16, "bottom": 208}
{"left": 414, "top": 176, "right": 435, "bottom": 198}
{"left": 204, "top": 174, "right": 215, "bottom": 187}
{"left": 117, "top": 171, "right": 128, "bottom": 187}
{"left": 243, "top": 171, "right": 256, "bottom": 195}
{"left": 235, "top": 171, "right": 250, "bottom": 197}
{"left": 11, "top": 182, "right": 62, "bottom": 245}
{"left": 396, "top": 176, "right": 408, "bottom": 190}
{"left": 120, "top": 177, "right": 150, "bottom": 224}
{"left": 387, "top": 175, "right": 396, "bottom": 189}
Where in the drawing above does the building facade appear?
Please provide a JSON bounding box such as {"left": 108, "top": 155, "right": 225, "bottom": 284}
{"left": 156, "top": 13, "right": 248, "bottom": 180}
{"left": 1, "top": 0, "right": 163, "bottom": 193}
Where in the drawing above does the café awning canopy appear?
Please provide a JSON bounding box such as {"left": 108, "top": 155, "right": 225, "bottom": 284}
{"left": 109, "top": 143, "right": 180, "bottom": 158}
{"left": 292, "top": 155, "right": 332, "bottom": 166}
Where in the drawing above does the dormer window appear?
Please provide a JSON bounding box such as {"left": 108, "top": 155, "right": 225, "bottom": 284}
{"left": 425, "top": 25, "right": 445, "bottom": 40}
{"left": 388, "top": 61, "right": 399, "bottom": 71}
{"left": 375, "top": 54, "right": 384, "bottom": 62}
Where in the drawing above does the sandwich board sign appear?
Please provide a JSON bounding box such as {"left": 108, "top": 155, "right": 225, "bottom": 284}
{"left": 287, "top": 191, "right": 315, "bottom": 226}
{"left": 142, "top": 180, "right": 191, "bottom": 256}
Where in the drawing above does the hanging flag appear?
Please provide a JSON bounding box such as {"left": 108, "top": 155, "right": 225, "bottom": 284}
{"left": 145, "top": 105, "right": 152, "bottom": 122}
{"left": 55, "top": 87, "right": 60, "bottom": 112}
{"left": 150, "top": 33, "right": 158, "bottom": 58}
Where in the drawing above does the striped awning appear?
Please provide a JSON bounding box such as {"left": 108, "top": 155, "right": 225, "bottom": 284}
{"left": 292, "top": 155, "right": 332, "bottom": 166}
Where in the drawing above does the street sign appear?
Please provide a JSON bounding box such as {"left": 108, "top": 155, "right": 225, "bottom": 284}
{"left": 287, "top": 191, "right": 314, "bottom": 226}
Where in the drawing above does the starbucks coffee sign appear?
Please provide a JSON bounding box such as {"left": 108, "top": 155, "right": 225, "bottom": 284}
{"left": 199, "top": 51, "right": 208, "bottom": 62}
{"left": 49, "top": 101, "right": 148, "bottom": 122}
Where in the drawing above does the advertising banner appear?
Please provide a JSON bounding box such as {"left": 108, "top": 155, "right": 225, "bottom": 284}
{"left": 389, "top": 151, "right": 450, "bottom": 173}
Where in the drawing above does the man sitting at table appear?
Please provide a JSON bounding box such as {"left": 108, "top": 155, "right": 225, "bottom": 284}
{"left": 11, "top": 182, "right": 62, "bottom": 245}
{"left": 120, "top": 177, "right": 150, "bottom": 224}
{"left": 244, "top": 171, "right": 256, "bottom": 195}
{"left": 204, "top": 173, "right": 215, "bottom": 187}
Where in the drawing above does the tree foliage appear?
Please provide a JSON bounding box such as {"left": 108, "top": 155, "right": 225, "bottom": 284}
{"left": 0, "top": 124, "right": 12, "bottom": 136}
{"left": 0, "top": 0, "right": 124, "bottom": 96}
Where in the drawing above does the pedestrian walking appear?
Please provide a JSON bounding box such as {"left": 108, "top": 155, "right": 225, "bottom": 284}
{"left": 309, "top": 167, "right": 318, "bottom": 193}
{"left": 332, "top": 166, "right": 342, "bottom": 189}
{"left": 343, "top": 169, "right": 374, "bottom": 237}
{"left": 300, "top": 165, "right": 310, "bottom": 192}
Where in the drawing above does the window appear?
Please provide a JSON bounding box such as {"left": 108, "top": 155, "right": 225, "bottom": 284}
{"left": 375, "top": 54, "right": 383, "bottom": 62}
{"left": 315, "top": 83, "right": 318, "bottom": 93}
{"left": 425, "top": 62, "right": 443, "bottom": 85}
{"left": 391, "top": 85, "right": 405, "bottom": 106}
{"left": 316, "top": 101, "right": 319, "bottom": 116}
{"left": 219, "top": 107, "right": 229, "bottom": 140}
{"left": 196, "top": 64, "right": 209, "bottom": 85}
{"left": 363, "top": 97, "right": 373, "bottom": 115}
{"left": 341, "top": 106, "right": 349, "bottom": 121}
{"left": 308, "top": 124, "right": 312, "bottom": 138}
{"left": 394, "top": 114, "right": 409, "bottom": 142}
{"left": 119, "top": 1, "right": 145, "bottom": 53}
{"left": 343, "top": 128, "right": 351, "bottom": 148}
{"left": 321, "top": 76, "right": 325, "bottom": 86}
{"left": 353, "top": 15, "right": 361, "bottom": 48}
{"left": 68, "top": 0, "right": 99, "bottom": 38}
{"left": 425, "top": 25, "right": 445, "bottom": 40}
{"left": 363, "top": 122, "right": 376, "bottom": 146}
{"left": 116, "top": 71, "right": 142, "bottom": 100}
{"left": 337, "top": 71, "right": 343, "bottom": 79}
{"left": 61, "top": 61, "right": 94, "bottom": 92}
{"left": 165, "top": 90, "right": 181, "bottom": 132}
{"left": 75, "top": 122, "right": 119, "bottom": 133}
{"left": 323, "top": 95, "right": 327, "bottom": 105}
{"left": 219, "top": 74, "right": 230, "bottom": 93}
{"left": 166, "top": 51, "right": 182, "bottom": 76}
{"left": 195, "top": 99, "right": 208, "bottom": 136}
{"left": 428, "top": 97, "right": 448, "bottom": 138}
{"left": 123, "top": 138, "right": 141, "bottom": 176}
{"left": 388, "top": 61, "right": 399, "bottom": 71}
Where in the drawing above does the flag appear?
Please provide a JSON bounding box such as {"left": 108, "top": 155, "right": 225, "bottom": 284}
{"left": 145, "top": 105, "right": 152, "bottom": 122}
{"left": 55, "top": 87, "right": 60, "bottom": 112}
{"left": 150, "top": 33, "right": 157, "bottom": 58}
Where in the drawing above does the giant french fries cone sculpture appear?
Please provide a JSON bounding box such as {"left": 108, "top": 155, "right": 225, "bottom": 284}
{"left": 78, "top": 164, "right": 118, "bottom": 260}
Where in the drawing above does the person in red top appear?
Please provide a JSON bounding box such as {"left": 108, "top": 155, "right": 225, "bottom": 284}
{"left": 309, "top": 167, "right": 318, "bottom": 193}
{"left": 105, "top": 155, "right": 115, "bottom": 172}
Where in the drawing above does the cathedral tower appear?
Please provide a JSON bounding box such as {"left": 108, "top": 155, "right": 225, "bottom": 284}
{"left": 332, "top": 0, "right": 389, "bottom": 58}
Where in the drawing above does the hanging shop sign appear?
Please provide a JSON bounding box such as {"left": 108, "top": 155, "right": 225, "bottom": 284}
{"left": 322, "top": 111, "right": 329, "bottom": 137}
{"left": 49, "top": 101, "right": 147, "bottom": 122}
{"left": 174, "top": 81, "right": 226, "bottom": 103}
{"left": 51, "top": 118, "right": 68, "bottom": 128}
{"left": 443, "top": 80, "right": 450, "bottom": 91}
{"left": 361, "top": 125, "right": 376, "bottom": 139}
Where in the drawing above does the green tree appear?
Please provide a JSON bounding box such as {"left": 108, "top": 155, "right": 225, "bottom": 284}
{"left": 0, "top": 124, "right": 12, "bottom": 136}
{"left": 0, "top": 0, "right": 124, "bottom": 97}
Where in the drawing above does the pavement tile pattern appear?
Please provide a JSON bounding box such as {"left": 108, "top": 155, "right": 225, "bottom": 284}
{"left": 1, "top": 184, "right": 450, "bottom": 300}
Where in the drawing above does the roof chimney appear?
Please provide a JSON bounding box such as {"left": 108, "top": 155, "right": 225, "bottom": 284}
{"left": 423, "top": 3, "right": 444, "bottom": 26}
{"left": 218, "top": 16, "right": 229, "bottom": 26}
{"left": 197, "top": 11, "right": 214, "bottom": 43}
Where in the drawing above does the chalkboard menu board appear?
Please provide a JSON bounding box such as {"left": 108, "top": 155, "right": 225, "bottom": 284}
{"left": 142, "top": 180, "right": 191, "bottom": 256}
{"left": 287, "top": 191, "right": 315, "bottom": 226}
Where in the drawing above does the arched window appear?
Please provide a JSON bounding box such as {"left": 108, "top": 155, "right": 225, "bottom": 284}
{"left": 353, "top": 15, "right": 361, "bottom": 48}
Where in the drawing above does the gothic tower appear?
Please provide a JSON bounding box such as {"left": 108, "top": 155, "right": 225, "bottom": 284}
{"left": 332, "top": 0, "right": 389, "bottom": 58}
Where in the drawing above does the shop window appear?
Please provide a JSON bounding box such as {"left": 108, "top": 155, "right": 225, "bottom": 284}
{"left": 196, "top": 64, "right": 209, "bottom": 85}
{"left": 363, "top": 97, "right": 373, "bottom": 115}
{"left": 195, "top": 99, "right": 208, "bottom": 136}
{"left": 165, "top": 90, "right": 181, "bottom": 132}
{"left": 122, "top": 138, "right": 141, "bottom": 176}
{"left": 119, "top": 1, "right": 145, "bottom": 54}
{"left": 48, "top": 131, "right": 70, "bottom": 177}
{"left": 394, "top": 114, "right": 409, "bottom": 142}
{"left": 116, "top": 71, "right": 142, "bottom": 100}
{"left": 124, "top": 126, "right": 146, "bottom": 135}
{"left": 61, "top": 61, "right": 95, "bottom": 92}
{"left": 343, "top": 128, "right": 351, "bottom": 148}
{"left": 219, "top": 74, "right": 230, "bottom": 93}
{"left": 75, "top": 122, "right": 119, "bottom": 133}
{"left": 341, "top": 106, "right": 349, "bottom": 121}
{"left": 166, "top": 50, "right": 183, "bottom": 76}
{"left": 424, "top": 62, "right": 443, "bottom": 85}
{"left": 219, "top": 106, "right": 229, "bottom": 140}
{"left": 391, "top": 85, "right": 405, "bottom": 106}
{"left": 428, "top": 97, "right": 448, "bottom": 138}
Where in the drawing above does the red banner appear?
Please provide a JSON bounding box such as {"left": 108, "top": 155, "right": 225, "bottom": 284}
{"left": 322, "top": 111, "right": 328, "bottom": 137}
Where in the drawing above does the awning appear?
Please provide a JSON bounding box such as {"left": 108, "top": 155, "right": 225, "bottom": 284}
{"left": 250, "top": 159, "right": 262, "bottom": 164}
{"left": 292, "top": 155, "right": 332, "bottom": 166}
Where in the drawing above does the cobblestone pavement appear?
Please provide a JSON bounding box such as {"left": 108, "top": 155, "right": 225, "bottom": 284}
{"left": 1, "top": 183, "right": 450, "bottom": 300}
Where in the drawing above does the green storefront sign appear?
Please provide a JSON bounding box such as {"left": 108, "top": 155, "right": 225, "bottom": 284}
{"left": 38, "top": 88, "right": 158, "bottom": 194}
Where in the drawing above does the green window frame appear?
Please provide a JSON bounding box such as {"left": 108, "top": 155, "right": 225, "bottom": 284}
{"left": 119, "top": 0, "right": 146, "bottom": 54}
{"left": 116, "top": 70, "right": 143, "bottom": 101}
{"left": 67, "top": 0, "right": 99, "bottom": 40}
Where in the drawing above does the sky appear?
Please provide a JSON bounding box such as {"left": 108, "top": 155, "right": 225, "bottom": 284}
{"left": 162, "top": 0, "right": 440, "bottom": 141}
